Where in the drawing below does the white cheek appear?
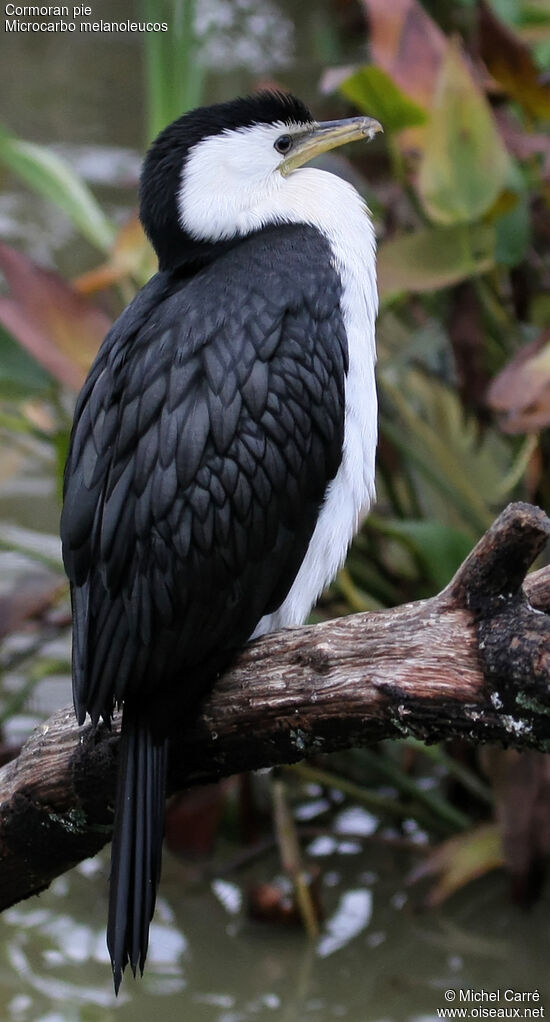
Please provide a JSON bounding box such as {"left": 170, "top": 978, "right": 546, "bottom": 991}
{"left": 177, "top": 121, "right": 305, "bottom": 242}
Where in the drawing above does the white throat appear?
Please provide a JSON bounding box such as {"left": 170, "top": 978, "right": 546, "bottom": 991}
{"left": 179, "top": 156, "right": 377, "bottom": 356}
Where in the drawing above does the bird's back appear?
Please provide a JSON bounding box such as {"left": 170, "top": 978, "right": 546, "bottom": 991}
{"left": 61, "top": 222, "right": 348, "bottom": 730}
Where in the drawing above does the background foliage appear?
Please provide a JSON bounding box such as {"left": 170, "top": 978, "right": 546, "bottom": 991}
{"left": 1, "top": 0, "right": 550, "bottom": 910}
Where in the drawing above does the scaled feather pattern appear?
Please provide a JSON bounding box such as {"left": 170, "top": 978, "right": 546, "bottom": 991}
{"left": 61, "top": 222, "right": 347, "bottom": 730}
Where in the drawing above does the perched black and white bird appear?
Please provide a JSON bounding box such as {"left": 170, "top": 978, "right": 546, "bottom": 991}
{"left": 60, "top": 91, "right": 381, "bottom": 990}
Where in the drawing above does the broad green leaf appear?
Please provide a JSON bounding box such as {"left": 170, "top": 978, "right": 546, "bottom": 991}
{"left": 493, "top": 161, "right": 531, "bottom": 268}
{"left": 534, "top": 39, "right": 550, "bottom": 72}
{"left": 378, "top": 223, "right": 495, "bottom": 299}
{"left": 417, "top": 41, "right": 511, "bottom": 225}
{"left": 0, "top": 323, "right": 52, "bottom": 398}
{"left": 338, "top": 66, "right": 428, "bottom": 133}
{"left": 380, "top": 369, "right": 516, "bottom": 535}
{"left": 488, "top": 0, "right": 520, "bottom": 22}
{"left": 374, "top": 518, "right": 474, "bottom": 590}
{"left": 495, "top": 191, "right": 530, "bottom": 267}
{"left": 0, "top": 125, "right": 115, "bottom": 253}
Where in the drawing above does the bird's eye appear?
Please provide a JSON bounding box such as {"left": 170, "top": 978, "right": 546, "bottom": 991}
{"left": 274, "top": 134, "right": 293, "bottom": 155}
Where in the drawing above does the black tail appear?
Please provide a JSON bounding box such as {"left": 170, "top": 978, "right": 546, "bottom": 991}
{"left": 107, "top": 707, "right": 168, "bottom": 992}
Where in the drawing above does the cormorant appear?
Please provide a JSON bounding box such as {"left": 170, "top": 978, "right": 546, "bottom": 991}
{"left": 60, "top": 90, "right": 381, "bottom": 990}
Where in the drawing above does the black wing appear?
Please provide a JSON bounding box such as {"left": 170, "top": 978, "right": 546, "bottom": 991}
{"left": 61, "top": 222, "right": 347, "bottom": 728}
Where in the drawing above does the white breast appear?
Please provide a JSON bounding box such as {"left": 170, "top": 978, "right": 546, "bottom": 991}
{"left": 252, "top": 168, "right": 378, "bottom": 637}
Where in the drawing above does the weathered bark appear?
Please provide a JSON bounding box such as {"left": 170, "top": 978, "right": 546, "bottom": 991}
{"left": 0, "top": 501, "right": 549, "bottom": 910}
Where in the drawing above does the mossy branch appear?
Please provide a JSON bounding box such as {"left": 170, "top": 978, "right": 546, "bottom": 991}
{"left": 0, "top": 502, "right": 549, "bottom": 910}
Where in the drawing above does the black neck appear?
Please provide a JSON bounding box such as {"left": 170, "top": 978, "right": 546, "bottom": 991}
{"left": 156, "top": 231, "right": 239, "bottom": 275}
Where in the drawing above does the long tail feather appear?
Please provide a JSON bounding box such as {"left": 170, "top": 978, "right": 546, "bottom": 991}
{"left": 107, "top": 707, "right": 168, "bottom": 993}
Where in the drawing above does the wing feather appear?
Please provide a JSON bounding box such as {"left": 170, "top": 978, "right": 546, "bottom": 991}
{"left": 61, "top": 223, "right": 347, "bottom": 726}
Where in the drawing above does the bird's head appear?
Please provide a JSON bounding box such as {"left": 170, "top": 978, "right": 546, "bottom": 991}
{"left": 140, "top": 91, "right": 382, "bottom": 271}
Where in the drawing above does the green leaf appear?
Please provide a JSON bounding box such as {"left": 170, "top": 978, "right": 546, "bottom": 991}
{"left": 143, "top": 0, "right": 205, "bottom": 140}
{"left": 378, "top": 223, "right": 495, "bottom": 299}
{"left": 380, "top": 369, "right": 515, "bottom": 536}
{"left": 338, "top": 66, "right": 428, "bottom": 133}
{"left": 0, "top": 323, "right": 52, "bottom": 398}
{"left": 417, "top": 40, "right": 511, "bottom": 225}
{"left": 493, "top": 161, "right": 531, "bottom": 268}
{"left": 374, "top": 518, "right": 474, "bottom": 590}
{"left": 495, "top": 191, "right": 530, "bottom": 267}
{"left": 0, "top": 125, "right": 115, "bottom": 253}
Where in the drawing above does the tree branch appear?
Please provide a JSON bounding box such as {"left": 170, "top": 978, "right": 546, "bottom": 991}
{"left": 1, "top": 501, "right": 549, "bottom": 910}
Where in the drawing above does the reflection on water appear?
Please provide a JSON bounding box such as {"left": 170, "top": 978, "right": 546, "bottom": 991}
{"left": 317, "top": 889, "right": 372, "bottom": 958}
{"left": 1, "top": 839, "right": 550, "bottom": 1021}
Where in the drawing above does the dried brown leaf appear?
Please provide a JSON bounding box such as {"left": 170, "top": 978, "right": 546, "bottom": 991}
{"left": 247, "top": 869, "right": 323, "bottom": 926}
{"left": 482, "top": 748, "right": 550, "bottom": 906}
{"left": 479, "top": 1, "right": 550, "bottom": 121}
{"left": 74, "top": 212, "right": 155, "bottom": 295}
{"left": 408, "top": 823, "right": 503, "bottom": 907}
{"left": 487, "top": 330, "right": 550, "bottom": 434}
